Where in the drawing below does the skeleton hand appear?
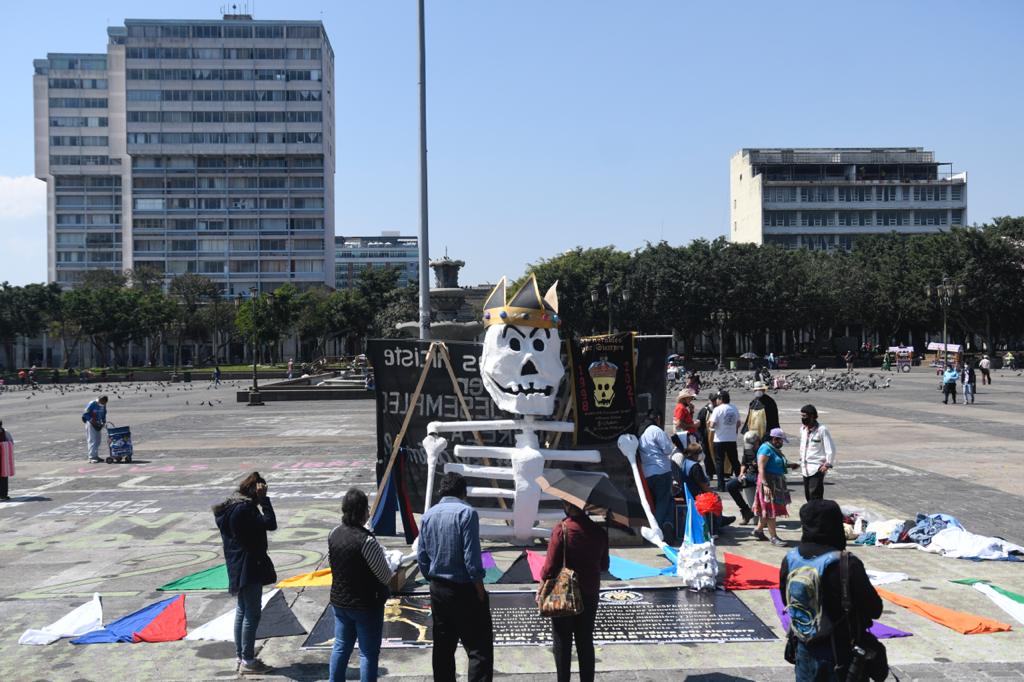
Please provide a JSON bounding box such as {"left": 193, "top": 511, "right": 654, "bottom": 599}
{"left": 422, "top": 434, "right": 449, "bottom": 465}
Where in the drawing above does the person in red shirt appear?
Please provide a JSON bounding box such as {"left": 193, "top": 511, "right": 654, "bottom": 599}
{"left": 672, "top": 389, "right": 698, "bottom": 438}
{"left": 540, "top": 502, "right": 610, "bottom": 682}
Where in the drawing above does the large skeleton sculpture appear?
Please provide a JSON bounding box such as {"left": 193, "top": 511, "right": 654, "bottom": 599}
{"left": 421, "top": 275, "right": 664, "bottom": 545}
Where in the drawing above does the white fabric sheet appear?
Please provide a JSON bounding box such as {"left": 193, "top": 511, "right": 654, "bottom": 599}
{"left": 185, "top": 589, "right": 275, "bottom": 641}
{"left": 866, "top": 569, "right": 909, "bottom": 586}
{"left": 973, "top": 583, "right": 1024, "bottom": 626}
{"left": 922, "top": 527, "right": 1024, "bottom": 561}
{"left": 19, "top": 593, "right": 103, "bottom": 645}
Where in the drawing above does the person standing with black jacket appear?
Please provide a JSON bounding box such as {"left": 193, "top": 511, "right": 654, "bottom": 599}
{"left": 328, "top": 488, "right": 394, "bottom": 682}
{"left": 780, "top": 500, "right": 884, "bottom": 681}
{"left": 214, "top": 472, "right": 278, "bottom": 676}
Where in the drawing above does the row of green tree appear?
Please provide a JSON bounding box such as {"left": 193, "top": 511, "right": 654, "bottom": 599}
{"left": 0, "top": 266, "right": 417, "bottom": 369}
{"left": 523, "top": 217, "right": 1024, "bottom": 354}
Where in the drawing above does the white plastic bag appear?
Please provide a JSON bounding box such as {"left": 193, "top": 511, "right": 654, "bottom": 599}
{"left": 676, "top": 541, "right": 718, "bottom": 591}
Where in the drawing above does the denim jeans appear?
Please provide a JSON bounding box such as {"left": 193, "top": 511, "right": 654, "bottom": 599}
{"left": 645, "top": 472, "right": 674, "bottom": 532}
{"left": 233, "top": 582, "right": 263, "bottom": 662}
{"left": 795, "top": 642, "right": 847, "bottom": 682}
{"left": 964, "top": 382, "right": 975, "bottom": 403}
{"left": 329, "top": 605, "right": 385, "bottom": 682}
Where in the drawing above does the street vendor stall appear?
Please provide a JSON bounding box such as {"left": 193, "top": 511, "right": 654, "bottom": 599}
{"left": 886, "top": 345, "right": 914, "bottom": 373}
{"left": 926, "top": 342, "right": 962, "bottom": 369}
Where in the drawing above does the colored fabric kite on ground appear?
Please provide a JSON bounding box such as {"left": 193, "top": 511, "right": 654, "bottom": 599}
{"left": 876, "top": 587, "right": 1012, "bottom": 635}
{"left": 276, "top": 568, "right": 332, "bottom": 588}
{"left": 156, "top": 564, "right": 228, "bottom": 591}
{"left": 186, "top": 589, "right": 306, "bottom": 641}
{"left": 495, "top": 552, "right": 537, "bottom": 584}
{"left": 72, "top": 595, "right": 187, "bottom": 644}
{"left": 482, "top": 552, "right": 503, "bottom": 584}
{"left": 950, "top": 580, "right": 1024, "bottom": 626}
{"left": 19, "top": 593, "right": 103, "bottom": 645}
{"left": 724, "top": 552, "right": 780, "bottom": 590}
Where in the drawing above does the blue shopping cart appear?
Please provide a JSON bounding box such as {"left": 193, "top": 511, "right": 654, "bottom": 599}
{"left": 106, "top": 423, "right": 133, "bottom": 463}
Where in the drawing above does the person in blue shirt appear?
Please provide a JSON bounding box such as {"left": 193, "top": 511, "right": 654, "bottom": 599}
{"left": 82, "top": 396, "right": 108, "bottom": 463}
{"left": 417, "top": 472, "right": 492, "bottom": 682}
{"left": 752, "top": 428, "right": 792, "bottom": 547}
{"left": 637, "top": 410, "right": 675, "bottom": 542}
{"left": 942, "top": 364, "right": 960, "bottom": 405}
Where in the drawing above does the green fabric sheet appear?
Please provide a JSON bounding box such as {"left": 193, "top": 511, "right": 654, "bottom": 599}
{"left": 157, "top": 564, "right": 229, "bottom": 591}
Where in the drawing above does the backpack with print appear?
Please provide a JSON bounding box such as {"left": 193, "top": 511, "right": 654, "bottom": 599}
{"left": 784, "top": 548, "right": 841, "bottom": 643}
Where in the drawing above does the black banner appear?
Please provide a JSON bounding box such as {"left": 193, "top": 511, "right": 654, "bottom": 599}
{"left": 635, "top": 336, "right": 670, "bottom": 419}
{"left": 570, "top": 333, "right": 637, "bottom": 446}
{"left": 366, "top": 339, "right": 515, "bottom": 514}
{"left": 303, "top": 587, "right": 776, "bottom": 649}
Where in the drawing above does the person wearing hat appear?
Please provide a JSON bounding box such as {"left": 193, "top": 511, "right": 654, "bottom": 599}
{"left": 798, "top": 405, "right": 835, "bottom": 502}
{"left": 670, "top": 437, "right": 735, "bottom": 533}
{"left": 780, "top": 500, "right": 883, "bottom": 681}
{"left": 979, "top": 354, "right": 991, "bottom": 385}
{"left": 752, "top": 427, "right": 791, "bottom": 546}
{"left": 672, "top": 389, "right": 698, "bottom": 439}
{"left": 743, "top": 381, "right": 779, "bottom": 443}
{"left": 725, "top": 430, "right": 761, "bottom": 525}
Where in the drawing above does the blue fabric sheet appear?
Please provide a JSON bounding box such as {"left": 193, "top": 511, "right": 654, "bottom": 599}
{"left": 607, "top": 555, "right": 666, "bottom": 580}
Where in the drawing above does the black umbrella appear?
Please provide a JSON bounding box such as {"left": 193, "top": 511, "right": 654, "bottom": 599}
{"left": 536, "top": 470, "right": 639, "bottom": 526}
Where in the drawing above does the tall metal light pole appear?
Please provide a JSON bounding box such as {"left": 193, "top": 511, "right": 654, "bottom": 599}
{"left": 713, "top": 308, "right": 731, "bottom": 370}
{"left": 248, "top": 287, "right": 264, "bottom": 406}
{"left": 416, "top": 0, "right": 431, "bottom": 340}
{"left": 925, "top": 276, "right": 966, "bottom": 366}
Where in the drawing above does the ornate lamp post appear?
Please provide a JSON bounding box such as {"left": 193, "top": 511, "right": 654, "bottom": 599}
{"left": 925, "top": 276, "right": 966, "bottom": 367}
{"left": 712, "top": 308, "right": 732, "bottom": 370}
{"left": 247, "top": 286, "right": 264, "bottom": 406}
{"left": 591, "top": 284, "right": 630, "bottom": 335}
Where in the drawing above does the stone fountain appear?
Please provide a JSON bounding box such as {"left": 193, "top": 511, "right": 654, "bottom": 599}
{"left": 396, "top": 257, "right": 484, "bottom": 341}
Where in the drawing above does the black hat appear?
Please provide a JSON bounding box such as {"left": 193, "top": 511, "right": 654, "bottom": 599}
{"left": 799, "top": 499, "right": 846, "bottom": 550}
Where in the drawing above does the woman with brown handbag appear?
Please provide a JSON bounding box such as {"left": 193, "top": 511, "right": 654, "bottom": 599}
{"left": 539, "top": 502, "right": 609, "bottom": 682}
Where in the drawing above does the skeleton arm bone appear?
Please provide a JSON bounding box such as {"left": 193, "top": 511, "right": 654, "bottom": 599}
{"left": 617, "top": 434, "right": 665, "bottom": 547}
{"left": 453, "top": 444, "right": 601, "bottom": 464}
{"left": 426, "top": 419, "right": 575, "bottom": 435}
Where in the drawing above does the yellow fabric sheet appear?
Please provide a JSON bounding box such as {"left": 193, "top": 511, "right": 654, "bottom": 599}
{"left": 276, "top": 568, "right": 332, "bottom": 588}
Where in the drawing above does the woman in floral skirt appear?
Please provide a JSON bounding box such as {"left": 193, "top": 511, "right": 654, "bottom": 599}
{"left": 752, "top": 427, "right": 791, "bottom": 547}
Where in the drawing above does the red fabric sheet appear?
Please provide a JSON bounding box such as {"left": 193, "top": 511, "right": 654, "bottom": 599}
{"left": 525, "top": 550, "right": 547, "bottom": 582}
{"left": 724, "top": 552, "right": 780, "bottom": 590}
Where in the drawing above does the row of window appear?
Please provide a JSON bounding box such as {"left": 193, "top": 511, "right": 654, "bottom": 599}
{"left": 55, "top": 196, "right": 120, "bottom": 208}
{"left": 337, "top": 250, "right": 418, "bottom": 259}
{"left": 764, "top": 185, "right": 964, "bottom": 203}
{"left": 127, "top": 89, "right": 323, "bottom": 102}
{"left": 765, "top": 235, "right": 855, "bottom": 251}
{"left": 55, "top": 175, "right": 121, "bottom": 188}
{"left": 56, "top": 251, "right": 121, "bottom": 263}
{"left": 56, "top": 214, "right": 121, "bottom": 226}
{"left": 764, "top": 210, "right": 964, "bottom": 227}
{"left": 127, "top": 132, "right": 322, "bottom": 145}
{"left": 50, "top": 155, "right": 120, "bottom": 166}
{"left": 134, "top": 197, "right": 324, "bottom": 211}
{"left": 50, "top": 116, "right": 108, "bottom": 128}
{"left": 48, "top": 57, "right": 107, "bottom": 70}
{"left": 126, "top": 24, "right": 321, "bottom": 40}
{"left": 133, "top": 217, "right": 323, "bottom": 231}
{"left": 126, "top": 47, "right": 322, "bottom": 60}
{"left": 133, "top": 259, "right": 324, "bottom": 275}
{"left": 49, "top": 97, "right": 108, "bottom": 109}
{"left": 127, "top": 110, "right": 322, "bottom": 124}
{"left": 133, "top": 238, "right": 324, "bottom": 252}
{"left": 55, "top": 233, "right": 122, "bottom": 247}
{"left": 132, "top": 154, "right": 323, "bottom": 170}
{"left": 51, "top": 136, "right": 109, "bottom": 147}
{"left": 133, "top": 176, "right": 323, "bottom": 189}
{"left": 49, "top": 78, "right": 107, "bottom": 89}
{"left": 127, "top": 68, "right": 322, "bottom": 82}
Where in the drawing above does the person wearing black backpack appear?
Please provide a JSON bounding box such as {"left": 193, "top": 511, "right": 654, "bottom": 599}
{"left": 780, "top": 500, "right": 886, "bottom": 681}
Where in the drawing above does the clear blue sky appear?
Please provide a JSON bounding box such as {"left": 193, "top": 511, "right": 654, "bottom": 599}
{"left": 2, "top": 0, "right": 1023, "bottom": 286}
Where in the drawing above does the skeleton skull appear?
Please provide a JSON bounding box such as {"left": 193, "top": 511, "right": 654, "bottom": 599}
{"left": 480, "top": 323, "right": 563, "bottom": 416}
{"left": 588, "top": 359, "right": 618, "bottom": 408}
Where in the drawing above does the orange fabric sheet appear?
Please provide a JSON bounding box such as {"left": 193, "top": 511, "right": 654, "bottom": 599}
{"left": 876, "top": 587, "right": 1012, "bottom": 635}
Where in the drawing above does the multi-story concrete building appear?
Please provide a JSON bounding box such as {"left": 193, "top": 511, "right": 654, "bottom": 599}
{"left": 33, "top": 14, "right": 334, "bottom": 293}
{"left": 334, "top": 232, "right": 418, "bottom": 290}
{"left": 730, "top": 148, "right": 967, "bottom": 251}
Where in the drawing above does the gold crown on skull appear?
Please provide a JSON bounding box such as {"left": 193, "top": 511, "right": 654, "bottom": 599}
{"left": 588, "top": 358, "right": 618, "bottom": 379}
{"left": 482, "top": 275, "right": 560, "bottom": 329}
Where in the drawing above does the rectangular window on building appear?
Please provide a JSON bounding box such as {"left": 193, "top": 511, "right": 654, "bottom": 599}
{"left": 224, "top": 25, "right": 253, "bottom": 38}
{"left": 951, "top": 185, "right": 963, "bottom": 201}
{"left": 261, "top": 260, "right": 289, "bottom": 273}
{"left": 260, "top": 239, "right": 288, "bottom": 251}
{"left": 230, "top": 239, "right": 259, "bottom": 251}
{"left": 198, "top": 261, "right": 225, "bottom": 273}
{"left": 286, "top": 26, "right": 321, "bottom": 39}
{"left": 170, "top": 240, "right": 197, "bottom": 252}
{"left": 230, "top": 260, "right": 259, "bottom": 273}
{"left": 293, "top": 259, "right": 323, "bottom": 273}
{"left": 255, "top": 25, "right": 284, "bottom": 38}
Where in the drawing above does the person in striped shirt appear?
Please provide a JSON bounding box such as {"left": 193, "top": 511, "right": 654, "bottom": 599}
{"left": 327, "top": 488, "right": 395, "bottom": 682}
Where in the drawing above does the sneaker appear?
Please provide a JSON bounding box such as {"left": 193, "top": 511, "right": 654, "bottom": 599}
{"left": 741, "top": 510, "right": 755, "bottom": 525}
{"left": 770, "top": 536, "right": 787, "bottom": 547}
{"left": 752, "top": 529, "right": 768, "bottom": 541}
{"left": 239, "top": 659, "right": 273, "bottom": 675}
{"left": 88, "top": 458, "right": 101, "bottom": 463}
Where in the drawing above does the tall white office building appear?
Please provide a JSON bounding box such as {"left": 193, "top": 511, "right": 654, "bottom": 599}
{"left": 33, "top": 13, "right": 335, "bottom": 292}
{"left": 730, "top": 148, "right": 967, "bottom": 251}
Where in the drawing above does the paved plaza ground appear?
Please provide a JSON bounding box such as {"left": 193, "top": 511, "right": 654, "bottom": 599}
{"left": 1, "top": 369, "right": 1023, "bottom": 681}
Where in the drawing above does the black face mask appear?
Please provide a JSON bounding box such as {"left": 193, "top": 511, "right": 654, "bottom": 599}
{"left": 801, "top": 416, "right": 813, "bottom": 426}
